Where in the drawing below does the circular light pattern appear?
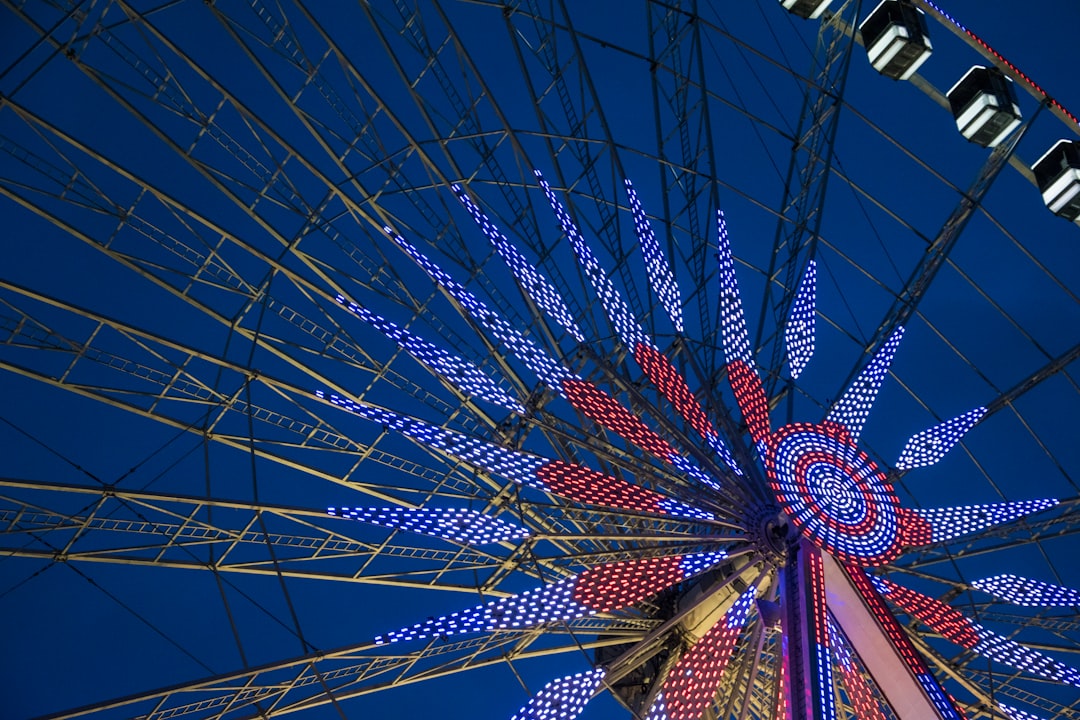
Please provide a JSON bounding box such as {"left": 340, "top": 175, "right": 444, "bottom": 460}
{"left": 764, "top": 421, "right": 902, "bottom": 566}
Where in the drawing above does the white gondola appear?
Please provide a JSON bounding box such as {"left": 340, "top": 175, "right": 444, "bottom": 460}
{"left": 858, "top": 0, "right": 932, "bottom": 80}
{"left": 1032, "top": 140, "right": 1080, "bottom": 224}
{"left": 780, "top": 0, "right": 833, "bottom": 20}
{"left": 946, "top": 66, "right": 1022, "bottom": 148}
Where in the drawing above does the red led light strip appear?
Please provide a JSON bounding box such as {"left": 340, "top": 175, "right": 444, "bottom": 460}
{"left": 919, "top": 0, "right": 1080, "bottom": 127}
{"left": 538, "top": 460, "right": 667, "bottom": 515}
{"left": 635, "top": 342, "right": 718, "bottom": 442}
{"left": 845, "top": 565, "right": 965, "bottom": 719}
{"left": 727, "top": 359, "right": 771, "bottom": 443}
{"left": 876, "top": 578, "right": 980, "bottom": 650}
{"left": 562, "top": 379, "right": 678, "bottom": 459}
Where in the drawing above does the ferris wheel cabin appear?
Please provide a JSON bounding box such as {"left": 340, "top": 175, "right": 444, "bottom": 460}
{"left": 858, "top": 0, "right": 932, "bottom": 80}
{"left": 1033, "top": 140, "right": 1080, "bottom": 224}
{"left": 780, "top": 0, "right": 833, "bottom": 20}
{"left": 947, "top": 66, "right": 1023, "bottom": 148}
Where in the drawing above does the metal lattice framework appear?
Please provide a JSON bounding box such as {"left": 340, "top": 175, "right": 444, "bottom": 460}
{"left": 2, "top": 1, "right": 1079, "bottom": 719}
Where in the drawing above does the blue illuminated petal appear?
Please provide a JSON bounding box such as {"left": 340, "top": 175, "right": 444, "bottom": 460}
{"left": 785, "top": 260, "right": 816, "bottom": 380}
{"left": 826, "top": 327, "right": 904, "bottom": 443}
{"left": 895, "top": 407, "right": 986, "bottom": 471}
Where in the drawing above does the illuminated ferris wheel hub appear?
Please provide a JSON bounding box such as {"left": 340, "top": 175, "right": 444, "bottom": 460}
{"left": 764, "top": 420, "right": 903, "bottom": 567}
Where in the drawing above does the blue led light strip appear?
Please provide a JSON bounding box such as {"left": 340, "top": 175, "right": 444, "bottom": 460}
{"left": 785, "top": 260, "right": 817, "bottom": 380}
{"left": 902, "top": 499, "right": 1057, "bottom": 546}
{"left": 452, "top": 185, "right": 585, "bottom": 343}
{"left": 535, "top": 171, "right": 648, "bottom": 351}
{"left": 336, "top": 295, "right": 525, "bottom": 415}
{"left": 318, "top": 390, "right": 714, "bottom": 520}
{"left": 510, "top": 669, "right": 606, "bottom": 720}
{"left": 826, "top": 327, "right": 905, "bottom": 444}
{"left": 895, "top": 407, "right": 986, "bottom": 471}
{"left": 327, "top": 506, "right": 529, "bottom": 545}
{"left": 876, "top": 576, "right": 1080, "bottom": 688}
{"left": 715, "top": 209, "right": 753, "bottom": 367}
{"left": 972, "top": 574, "right": 1080, "bottom": 608}
{"left": 385, "top": 226, "right": 574, "bottom": 390}
{"left": 624, "top": 179, "right": 683, "bottom": 333}
{"left": 374, "top": 552, "right": 726, "bottom": 644}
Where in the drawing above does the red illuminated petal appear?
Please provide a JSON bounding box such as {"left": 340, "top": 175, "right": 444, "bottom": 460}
{"left": 726, "top": 360, "right": 770, "bottom": 443}
{"left": 537, "top": 460, "right": 663, "bottom": 515}
{"left": 562, "top": 379, "right": 677, "bottom": 459}
{"left": 636, "top": 342, "right": 717, "bottom": 441}
{"left": 572, "top": 556, "right": 686, "bottom": 612}
{"left": 647, "top": 586, "right": 757, "bottom": 720}
{"left": 876, "top": 578, "right": 980, "bottom": 650}
{"left": 897, "top": 507, "right": 935, "bottom": 547}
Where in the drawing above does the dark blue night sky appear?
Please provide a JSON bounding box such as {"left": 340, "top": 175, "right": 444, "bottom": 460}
{"left": 2, "top": 2, "right": 1079, "bottom": 719}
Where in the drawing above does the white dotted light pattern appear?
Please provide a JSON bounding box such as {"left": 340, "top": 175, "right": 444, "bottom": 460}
{"left": 452, "top": 185, "right": 585, "bottom": 343}
{"left": 375, "top": 552, "right": 726, "bottom": 644}
{"left": 645, "top": 585, "right": 758, "bottom": 720}
{"left": 388, "top": 219, "right": 724, "bottom": 492}
{"left": 624, "top": 179, "right": 683, "bottom": 333}
{"left": 895, "top": 407, "right": 987, "bottom": 470}
{"left": 335, "top": 295, "right": 525, "bottom": 415}
{"left": 536, "top": 176, "right": 738, "bottom": 475}
{"left": 999, "top": 703, "right": 1047, "bottom": 720}
{"left": 972, "top": 574, "right": 1080, "bottom": 607}
{"left": 327, "top": 506, "right": 529, "bottom": 545}
{"left": 765, "top": 421, "right": 902, "bottom": 566}
{"left": 715, "top": 209, "right": 753, "bottom": 367}
{"left": 825, "top": 327, "right": 904, "bottom": 444}
{"left": 511, "top": 669, "right": 606, "bottom": 720}
{"left": 785, "top": 260, "right": 817, "bottom": 380}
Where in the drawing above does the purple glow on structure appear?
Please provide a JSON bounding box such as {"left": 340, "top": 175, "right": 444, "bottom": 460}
{"left": 511, "top": 669, "right": 606, "bottom": 720}
{"left": 972, "top": 574, "right": 1080, "bottom": 608}
{"left": 826, "top": 327, "right": 905, "bottom": 444}
{"left": 829, "top": 619, "right": 887, "bottom": 720}
{"left": 785, "top": 260, "right": 816, "bottom": 380}
{"left": 335, "top": 295, "right": 525, "bottom": 415}
{"left": 625, "top": 179, "right": 683, "bottom": 333}
{"left": 327, "top": 506, "right": 528, "bottom": 544}
{"left": 900, "top": 499, "right": 1058, "bottom": 546}
{"left": 452, "top": 185, "right": 585, "bottom": 343}
{"left": 535, "top": 171, "right": 648, "bottom": 351}
{"left": 895, "top": 407, "right": 986, "bottom": 470}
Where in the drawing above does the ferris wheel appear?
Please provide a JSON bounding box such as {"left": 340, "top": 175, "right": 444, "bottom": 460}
{"left": 2, "top": 1, "right": 1080, "bottom": 719}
